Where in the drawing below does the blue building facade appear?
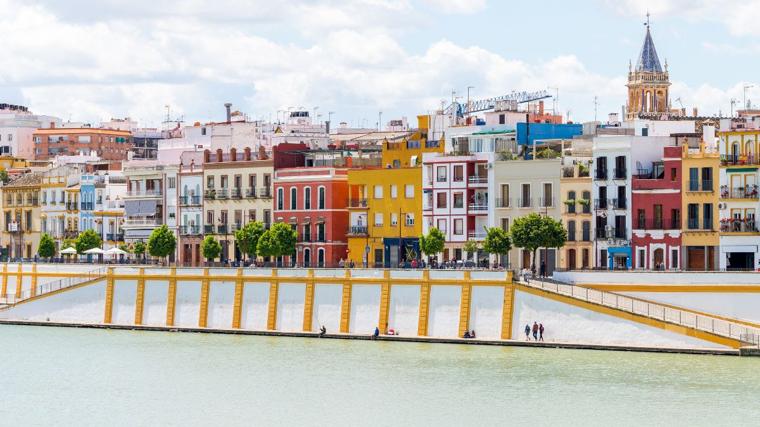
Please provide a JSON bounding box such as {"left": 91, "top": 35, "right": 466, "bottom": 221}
{"left": 516, "top": 123, "right": 583, "bottom": 146}
{"left": 79, "top": 174, "right": 96, "bottom": 235}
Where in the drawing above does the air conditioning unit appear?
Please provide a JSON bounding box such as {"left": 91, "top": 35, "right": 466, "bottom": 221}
{"left": 718, "top": 202, "right": 727, "bottom": 210}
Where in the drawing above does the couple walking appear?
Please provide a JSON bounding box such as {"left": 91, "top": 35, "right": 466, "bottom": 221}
{"left": 524, "top": 321, "right": 544, "bottom": 341}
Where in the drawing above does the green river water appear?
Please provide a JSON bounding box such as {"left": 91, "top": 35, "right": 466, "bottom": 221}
{"left": 1, "top": 325, "right": 758, "bottom": 426}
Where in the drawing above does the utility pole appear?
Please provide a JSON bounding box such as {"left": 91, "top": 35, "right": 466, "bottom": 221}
{"left": 548, "top": 86, "right": 559, "bottom": 116}
{"left": 744, "top": 84, "right": 754, "bottom": 110}
{"left": 594, "top": 96, "right": 599, "bottom": 122}
{"left": 378, "top": 111, "right": 382, "bottom": 131}
{"left": 466, "top": 86, "right": 474, "bottom": 116}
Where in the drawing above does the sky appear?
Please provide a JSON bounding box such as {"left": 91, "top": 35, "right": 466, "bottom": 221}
{"left": 2, "top": 0, "right": 760, "bottom": 128}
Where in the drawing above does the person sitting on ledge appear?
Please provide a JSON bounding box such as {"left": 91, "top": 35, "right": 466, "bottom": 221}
{"left": 470, "top": 330, "right": 476, "bottom": 339}
{"left": 319, "top": 325, "right": 326, "bottom": 337}
{"left": 463, "top": 331, "right": 471, "bottom": 339}
{"left": 373, "top": 326, "right": 379, "bottom": 339}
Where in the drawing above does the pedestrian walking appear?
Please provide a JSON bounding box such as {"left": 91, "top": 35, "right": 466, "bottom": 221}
{"left": 539, "top": 323, "right": 544, "bottom": 341}
{"left": 524, "top": 324, "right": 531, "bottom": 340}
{"left": 540, "top": 260, "right": 546, "bottom": 278}
{"left": 532, "top": 321, "right": 538, "bottom": 340}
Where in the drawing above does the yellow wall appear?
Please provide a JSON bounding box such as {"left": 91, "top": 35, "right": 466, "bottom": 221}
{"left": 681, "top": 143, "right": 720, "bottom": 246}
{"left": 719, "top": 130, "right": 759, "bottom": 159}
{"left": 347, "top": 167, "right": 422, "bottom": 265}
{"left": 380, "top": 115, "right": 443, "bottom": 168}
{"left": 559, "top": 166, "right": 594, "bottom": 269}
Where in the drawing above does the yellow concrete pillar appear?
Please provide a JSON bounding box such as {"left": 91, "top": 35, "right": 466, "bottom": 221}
{"left": 15, "top": 263, "right": 22, "bottom": 299}
{"left": 30, "top": 264, "right": 37, "bottom": 297}
{"left": 103, "top": 268, "right": 115, "bottom": 324}
{"left": 266, "top": 269, "right": 279, "bottom": 330}
{"left": 501, "top": 282, "right": 515, "bottom": 340}
{"left": 302, "top": 269, "right": 315, "bottom": 332}
{"left": 134, "top": 268, "right": 145, "bottom": 325}
{"left": 378, "top": 270, "right": 391, "bottom": 334}
{"left": 458, "top": 271, "right": 472, "bottom": 338}
{"left": 198, "top": 268, "right": 210, "bottom": 328}
{"left": 417, "top": 270, "right": 431, "bottom": 336}
{"left": 166, "top": 267, "right": 178, "bottom": 327}
{"left": 232, "top": 268, "right": 244, "bottom": 329}
{"left": 2, "top": 263, "right": 8, "bottom": 297}
{"left": 339, "top": 269, "right": 352, "bottom": 333}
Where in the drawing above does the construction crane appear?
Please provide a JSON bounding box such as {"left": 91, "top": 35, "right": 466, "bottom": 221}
{"left": 445, "top": 90, "right": 552, "bottom": 119}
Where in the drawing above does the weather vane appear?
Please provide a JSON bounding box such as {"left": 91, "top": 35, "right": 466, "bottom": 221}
{"left": 645, "top": 11, "right": 650, "bottom": 27}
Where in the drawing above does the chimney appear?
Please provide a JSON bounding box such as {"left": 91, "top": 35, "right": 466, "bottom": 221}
{"left": 538, "top": 100, "right": 544, "bottom": 116}
{"left": 216, "top": 148, "right": 223, "bottom": 162}
{"left": 258, "top": 145, "right": 267, "bottom": 160}
{"left": 50, "top": 122, "right": 55, "bottom": 129}
{"left": 693, "top": 107, "right": 698, "bottom": 117}
{"left": 230, "top": 147, "right": 237, "bottom": 162}
{"left": 224, "top": 103, "right": 232, "bottom": 123}
{"left": 244, "top": 147, "right": 251, "bottom": 161}
{"left": 204, "top": 149, "right": 211, "bottom": 163}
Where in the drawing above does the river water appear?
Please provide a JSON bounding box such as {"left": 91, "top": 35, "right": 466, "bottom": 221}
{"left": 1, "top": 325, "right": 758, "bottom": 426}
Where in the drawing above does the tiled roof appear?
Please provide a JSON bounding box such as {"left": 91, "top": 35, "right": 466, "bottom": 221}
{"left": 4, "top": 172, "right": 42, "bottom": 187}
{"left": 636, "top": 26, "right": 663, "bottom": 73}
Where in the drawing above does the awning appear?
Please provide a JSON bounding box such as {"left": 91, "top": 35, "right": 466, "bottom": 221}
{"left": 125, "top": 199, "right": 157, "bottom": 216}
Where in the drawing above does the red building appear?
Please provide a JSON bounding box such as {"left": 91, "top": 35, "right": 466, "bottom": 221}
{"left": 273, "top": 167, "right": 351, "bottom": 267}
{"left": 631, "top": 146, "right": 682, "bottom": 270}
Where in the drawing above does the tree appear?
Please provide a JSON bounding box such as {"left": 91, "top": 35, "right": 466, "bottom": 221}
{"left": 420, "top": 227, "right": 445, "bottom": 264}
{"left": 482, "top": 227, "right": 511, "bottom": 267}
{"left": 256, "top": 223, "right": 298, "bottom": 266}
{"left": 132, "top": 241, "right": 146, "bottom": 263}
{"left": 148, "top": 224, "right": 177, "bottom": 264}
{"left": 0, "top": 168, "right": 9, "bottom": 184}
{"left": 38, "top": 233, "right": 56, "bottom": 260}
{"left": 510, "top": 213, "right": 566, "bottom": 274}
{"left": 201, "top": 235, "right": 221, "bottom": 265}
{"left": 463, "top": 240, "right": 480, "bottom": 259}
{"left": 75, "top": 229, "right": 102, "bottom": 254}
{"left": 118, "top": 243, "right": 131, "bottom": 253}
{"left": 234, "top": 221, "right": 265, "bottom": 262}
{"left": 255, "top": 230, "right": 278, "bottom": 262}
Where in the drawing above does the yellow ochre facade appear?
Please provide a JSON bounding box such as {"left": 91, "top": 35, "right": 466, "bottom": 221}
{"left": 681, "top": 140, "right": 720, "bottom": 270}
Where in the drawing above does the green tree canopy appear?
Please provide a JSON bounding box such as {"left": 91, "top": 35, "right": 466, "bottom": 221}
{"left": 0, "top": 168, "right": 9, "bottom": 184}
{"left": 463, "top": 240, "right": 480, "bottom": 255}
{"left": 132, "top": 241, "right": 146, "bottom": 256}
{"left": 510, "top": 213, "right": 566, "bottom": 273}
{"left": 420, "top": 227, "right": 445, "bottom": 262}
{"left": 256, "top": 230, "right": 278, "bottom": 258}
{"left": 234, "top": 221, "right": 266, "bottom": 261}
{"left": 482, "top": 227, "right": 512, "bottom": 260}
{"left": 269, "top": 222, "right": 298, "bottom": 258}
{"left": 201, "top": 235, "right": 221, "bottom": 263}
{"left": 147, "top": 224, "right": 176, "bottom": 261}
{"left": 75, "top": 229, "right": 102, "bottom": 254}
{"left": 38, "top": 233, "right": 56, "bottom": 259}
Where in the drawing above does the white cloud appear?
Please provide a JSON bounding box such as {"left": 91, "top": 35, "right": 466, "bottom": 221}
{"left": 422, "top": 0, "right": 487, "bottom": 14}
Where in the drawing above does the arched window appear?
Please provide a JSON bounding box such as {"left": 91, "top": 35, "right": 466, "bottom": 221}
{"left": 318, "top": 186, "right": 326, "bottom": 209}
{"left": 290, "top": 187, "right": 297, "bottom": 210}
{"left": 304, "top": 187, "right": 312, "bottom": 210}
{"left": 303, "top": 248, "right": 311, "bottom": 267}
{"left": 317, "top": 248, "right": 325, "bottom": 268}
{"left": 567, "top": 220, "right": 576, "bottom": 241}
{"left": 277, "top": 187, "right": 284, "bottom": 210}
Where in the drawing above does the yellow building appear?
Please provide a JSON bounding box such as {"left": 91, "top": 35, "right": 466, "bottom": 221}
{"left": 559, "top": 160, "right": 594, "bottom": 270}
{"left": 381, "top": 115, "right": 443, "bottom": 168}
{"left": 1, "top": 172, "right": 41, "bottom": 260}
{"left": 681, "top": 136, "right": 720, "bottom": 270}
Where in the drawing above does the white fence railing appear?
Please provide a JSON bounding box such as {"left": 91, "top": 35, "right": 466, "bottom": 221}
{"left": 0, "top": 267, "right": 108, "bottom": 306}
{"left": 524, "top": 278, "right": 760, "bottom": 343}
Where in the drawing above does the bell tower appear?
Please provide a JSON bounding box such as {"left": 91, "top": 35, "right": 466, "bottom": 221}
{"left": 626, "top": 14, "right": 670, "bottom": 120}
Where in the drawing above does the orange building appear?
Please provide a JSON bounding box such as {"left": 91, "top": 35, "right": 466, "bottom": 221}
{"left": 32, "top": 127, "right": 132, "bottom": 161}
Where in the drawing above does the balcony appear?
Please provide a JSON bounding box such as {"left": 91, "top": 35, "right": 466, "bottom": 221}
{"left": 634, "top": 218, "right": 665, "bottom": 230}
{"left": 179, "top": 195, "right": 202, "bottom": 206}
{"left": 126, "top": 190, "right": 162, "bottom": 198}
{"left": 66, "top": 202, "right": 80, "bottom": 211}
{"left": 347, "top": 226, "right": 368, "bottom": 235}
{"left": 609, "top": 198, "right": 627, "bottom": 209}
{"left": 595, "top": 227, "right": 627, "bottom": 240}
{"left": 720, "top": 219, "right": 759, "bottom": 233}
{"left": 216, "top": 189, "right": 229, "bottom": 200}
{"left": 565, "top": 202, "right": 576, "bottom": 214}
{"left": 538, "top": 197, "right": 555, "bottom": 208}
{"left": 687, "top": 180, "right": 713, "bottom": 192}
{"left": 106, "top": 233, "right": 124, "bottom": 241}
{"left": 613, "top": 168, "right": 627, "bottom": 179}
{"left": 721, "top": 154, "right": 760, "bottom": 166}
{"left": 217, "top": 224, "right": 229, "bottom": 234}
{"left": 468, "top": 202, "right": 488, "bottom": 212}
{"left": 259, "top": 187, "right": 272, "bottom": 198}
{"left": 595, "top": 169, "right": 608, "bottom": 180}
{"left": 349, "top": 198, "right": 368, "bottom": 208}
{"left": 495, "top": 198, "right": 510, "bottom": 208}
{"left": 230, "top": 188, "right": 242, "bottom": 199}
{"left": 204, "top": 189, "right": 216, "bottom": 200}
{"left": 468, "top": 176, "right": 488, "bottom": 185}
{"left": 467, "top": 231, "right": 487, "bottom": 240}
{"left": 687, "top": 218, "right": 713, "bottom": 231}
{"left": 204, "top": 225, "right": 215, "bottom": 234}
{"left": 516, "top": 197, "right": 532, "bottom": 208}
{"left": 63, "top": 230, "right": 79, "bottom": 239}
{"left": 594, "top": 199, "right": 608, "bottom": 210}
{"left": 720, "top": 185, "right": 759, "bottom": 200}
{"left": 123, "top": 218, "right": 161, "bottom": 227}
{"left": 246, "top": 188, "right": 257, "bottom": 198}
{"left": 179, "top": 225, "right": 201, "bottom": 235}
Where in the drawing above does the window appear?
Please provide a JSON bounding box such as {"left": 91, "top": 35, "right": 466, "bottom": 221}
{"left": 168, "top": 177, "right": 176, "bottom": 189}
{"left": 500, "top": 184, "right": 509, "bottom": 208}
{"left": 303, "top": 224, "right": 311, "bottom": 242}
{"left": 390, "top": 185, "right": 398, "bottom": 199}
{"left": 317, "top": 223, "right": 325, "bottom": 241}
{"left": 436, "top": 166, "right": 447, "bottom": 182}
{"left": 702, "top": 203, "right": 713, "bottom": 230}
{"left": 687, "top": 203, "right": 699, "bottom": 229}
{"left": 671, "top": 208, "right": 681, "bottom": 229}
{"left": 499, "top": 114, "right": 505, "bottom": 125}
{"left": 453, "top": 165, "right": 463, "bottom": 182}
{"left": 689, "top": 168, "right": 699, "bottom": 191}
{"left": 248, "top": 209, "right": 256, "bottom": 222}
{"left": 520, "top": 184, "right": 531, "bottom": 207}
{"left": 234, "top": 175, "right": 242, "bottom": 189}
{"left": 374, "top": 213, "right": 383, "bottom": 226}
{"left": 638, "top": 249, "right": 646, "bottom": 268}
{"left": 637, "top": 209, "right": 645, "bottom": 229}
{"left": 318, "top": 187, "right": 325, "bottom": 209}
{"left": 405, "top": 213, "right": 414, "bottom": 226}
{"left": 453, "top": 192, "right": 463, "bottom": 209}
{"left": 436, "top": 192, "right": 447, "bottom": 209}
{"left": 568, "top": 220, "right": 576, "bottom": 241}
{"left": 453, "top": 219, "right": 464, "bottom": 235}
{"left": 79, "top": 135, "right": 91, "bottom": 143}
{"left": 501, "top": 218, "right": 509, "bottom": 231}
{"left": 615, "top": 156, "right": 626, "bottom": 179}
{"left": 654, "top": 204, "right": 663, "bottom": 228}
{"left": 248, "top": 174, "right": 256, "bottom": 190}
{"left": 701, "top": 167, "right": 713, "bottom": 191}
{"left": 304, "top": 187, "right": 311, "bottom": 209}
{"left": 290, "top": 187, "right": 297, "bottom": 210}
{"left": 542, "top": 183, "right": 553, "bottom": 207}
{"left": 437, "top": 219, "right": 446, "bottom": 232}
{"left": 221, "top": 175, "right": 228, "bottom": 188}
{"left": 207, "top": 176, "right": 214, "bottom": 189}
{"left": 582, "top": 191, "right": 591, "bottom": 213}
{"left": 391, "top": 213, "right": 398, "bottom": 226}
{"left": 670, "top": 168, "right": 677, "bottom": 181}
{"left": 374, "top": 185, "right": 383, "bottom": 199}
{"left": 671, "top": 249, "right": 679, "bottom": 269}
{"left": 405, "top": 184, "right": 414, "bottom": 198}
{"left": 582, "top": 221, "right": 591, "bottom": 241}
{"left": 277, "top": 188, "right": 284, "bottom": 210}
{"left": 596, "top": 156, "right": 607, "bottom": 179}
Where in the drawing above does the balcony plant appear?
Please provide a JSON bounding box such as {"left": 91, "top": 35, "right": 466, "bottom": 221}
{"left": 578, "top": 199, "right": 590, "bottom": 207}
{"left": 563, "top": 199, "right": 576, "bottom": 206}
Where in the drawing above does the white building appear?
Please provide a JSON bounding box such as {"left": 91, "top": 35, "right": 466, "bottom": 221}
{"left": 0, "top": 103, "right": 60, "bottom": 158}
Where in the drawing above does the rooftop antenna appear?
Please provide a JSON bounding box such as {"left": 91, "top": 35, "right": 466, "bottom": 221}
{"left": 744, "top": 85, "right": 754, "bottom": 111}
{"left": 593, "top": 96, "right": 598, "bottom": 122}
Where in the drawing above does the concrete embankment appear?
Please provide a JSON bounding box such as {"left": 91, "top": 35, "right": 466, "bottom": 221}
{"left": 0, "top": 319, "right": 740, "bottom": 357}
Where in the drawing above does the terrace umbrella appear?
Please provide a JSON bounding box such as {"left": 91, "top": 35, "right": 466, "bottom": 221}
{"left": 60, "top": 246, "right": 77, "bottom": 264}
